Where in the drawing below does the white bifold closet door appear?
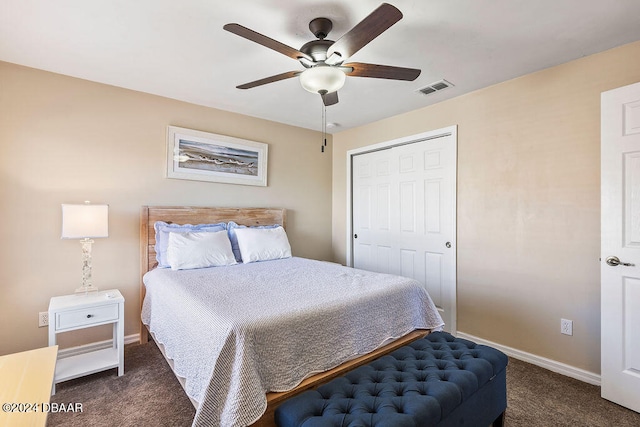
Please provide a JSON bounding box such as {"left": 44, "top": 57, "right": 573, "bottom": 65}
{"left": 352, "top": 133, "right": 456, "bottom": 332}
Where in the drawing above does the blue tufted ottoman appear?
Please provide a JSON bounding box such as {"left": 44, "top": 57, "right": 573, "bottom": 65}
{"left": 274, "top": 332, "right": 508, "bottom": 427}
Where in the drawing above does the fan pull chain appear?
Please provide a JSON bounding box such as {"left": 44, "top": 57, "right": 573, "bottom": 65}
{"left": 324, "top": 103, "right": 327, "bottom": 147}
{"left": 321, "top": 101, "right": 326, "bottom": 153}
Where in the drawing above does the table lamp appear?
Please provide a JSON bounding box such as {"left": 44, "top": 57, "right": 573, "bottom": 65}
{"left": 61, "top": 202, "right": 109, "bottom": 294}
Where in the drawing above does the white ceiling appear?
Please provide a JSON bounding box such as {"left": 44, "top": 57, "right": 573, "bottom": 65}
{"left": 2, "top": 0, "right": 640, "bottom": 133}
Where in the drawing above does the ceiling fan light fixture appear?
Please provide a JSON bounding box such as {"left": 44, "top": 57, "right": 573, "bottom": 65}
{"left": 299, "top": 66, "right": 346, "bottom": 94}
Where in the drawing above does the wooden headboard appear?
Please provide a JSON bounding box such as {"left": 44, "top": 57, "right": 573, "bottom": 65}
{"left": 139, "top": 206, "right": 287, "bottom": 342}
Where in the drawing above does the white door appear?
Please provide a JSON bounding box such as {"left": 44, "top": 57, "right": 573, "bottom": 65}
{"left": 601, "top": 81, "right": 640, "bottom": 412}
{"left": 351, "top": 130, "right": 456, "bottom": 332}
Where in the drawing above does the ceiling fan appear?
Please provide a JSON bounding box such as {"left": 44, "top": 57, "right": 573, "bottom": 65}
{"left": 223, "top": 3, "right": 421, "bottom": 107}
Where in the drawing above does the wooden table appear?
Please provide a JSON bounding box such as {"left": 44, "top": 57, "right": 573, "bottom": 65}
{"left": 0, "top": 346, "right": 58, "bottom": 427}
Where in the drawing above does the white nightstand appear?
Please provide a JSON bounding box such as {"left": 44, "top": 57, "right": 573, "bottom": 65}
{"left": 48, "top": 289, "right": 124, "bottom": 393}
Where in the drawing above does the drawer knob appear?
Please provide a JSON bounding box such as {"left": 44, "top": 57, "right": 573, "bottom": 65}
{"left": 86, "top": 314, "right": 94, "bottom": 318}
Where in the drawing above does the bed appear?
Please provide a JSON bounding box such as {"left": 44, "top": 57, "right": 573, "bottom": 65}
{"left": 139, "top": 206, "right": 444, "bottom": 427}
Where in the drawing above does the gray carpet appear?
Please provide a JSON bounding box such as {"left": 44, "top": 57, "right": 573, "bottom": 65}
{"left": 48, "top": 341, "right": 640, "bottom": 426}
{"left": 48, "top": 341, "right": 195, "bottom": 427}
{"left": 504, "top": 357, "right": 640, "bottom": 427}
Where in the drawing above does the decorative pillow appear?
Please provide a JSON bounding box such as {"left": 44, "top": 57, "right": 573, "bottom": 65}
{"left": 166, "top": 230, "right": 237, "bottom": 270}
{"left": 234, "top": 226, "right": 292, "bottom": 264}
{"left": 154, "top": 221, "right": 227, "bottom": 268}
{"left": 227, "top": 221, "right": 280, "bottom": 262}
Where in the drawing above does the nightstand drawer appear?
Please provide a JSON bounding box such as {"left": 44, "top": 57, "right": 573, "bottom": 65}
{"left": 56, "top": 304, "right": 119, "bottom": 330}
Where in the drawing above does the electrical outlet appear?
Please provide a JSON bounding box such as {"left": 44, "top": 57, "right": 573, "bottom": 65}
{"left": 39, "top": 311, "right": 49, "bottom": 328}
{"left": 561, "top": 318, "right": 573, "bottom": 336}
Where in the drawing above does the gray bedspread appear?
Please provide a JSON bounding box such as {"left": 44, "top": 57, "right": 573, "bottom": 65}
{"left": 141, "top": 257, "right": 444, "bottom": 426}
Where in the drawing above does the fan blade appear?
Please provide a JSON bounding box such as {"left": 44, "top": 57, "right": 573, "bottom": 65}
{"left": 321, "top": 91, "right": 339, "bottom": 106}
{"left": 224, "top": 23, "right": 313, "bottom": 62}
{"left": 344, "top": 62, "right": 420, "bottom": 81}
{"left": 326, "top": 3, "right": 402, "bottom": 63}
{"left": 236, "top": 71, "right": 300, "bottom": 89}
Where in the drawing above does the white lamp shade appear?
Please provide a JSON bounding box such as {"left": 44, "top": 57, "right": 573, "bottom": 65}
{"left": 61, "top": 204, "right": 109, "bottom": 239}
{"left": 299, "top": 66, "right": 346, "bottom": 94}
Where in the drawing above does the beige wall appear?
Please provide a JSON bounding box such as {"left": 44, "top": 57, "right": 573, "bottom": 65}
{"left": 3, "top": 40, "right": 640, "bottom": 374}
{"left": 332, "top": 40, "right": 640, "bottom": 374}
{"left": 0, "top": 62, "right": 332, "bottom": 355}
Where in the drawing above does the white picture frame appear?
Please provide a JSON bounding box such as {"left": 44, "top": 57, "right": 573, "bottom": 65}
{"left": 166, "top": 126, "right": 268, "bottom": 187}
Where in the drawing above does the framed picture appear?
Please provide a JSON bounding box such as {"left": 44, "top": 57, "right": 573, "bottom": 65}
{"left": 166, "top": 126, "right": 268, "bottom": 186}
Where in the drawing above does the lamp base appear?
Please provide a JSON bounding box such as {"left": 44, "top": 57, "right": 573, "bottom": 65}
{"left": 75, "top": 284, "right": 99, "bottom": 294}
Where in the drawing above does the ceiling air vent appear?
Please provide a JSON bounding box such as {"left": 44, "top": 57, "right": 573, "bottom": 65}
{"left": 418, "top": 79, "right": 454, "bottom": 96}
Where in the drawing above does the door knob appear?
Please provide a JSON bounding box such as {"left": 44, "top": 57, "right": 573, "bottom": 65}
{"left": 605, "top": 256, "right": 635, "bottom": 267}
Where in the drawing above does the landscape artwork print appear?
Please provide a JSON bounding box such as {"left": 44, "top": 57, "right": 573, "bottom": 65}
{"left": 166, "top": 126, "right": 268, "bottom": 186}
{"left": 178, "top": 139, "right": 258, "bottom": 176}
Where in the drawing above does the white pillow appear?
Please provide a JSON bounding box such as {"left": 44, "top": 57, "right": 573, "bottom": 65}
{"left": 166, "top": 230, "right": 237, "bottom": 270}
{"left": 234, "top": 226, "right": 292, "bottom": 263}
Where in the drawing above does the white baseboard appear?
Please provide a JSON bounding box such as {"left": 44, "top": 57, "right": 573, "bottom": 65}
{"left": 456, "top": 331, "right": 601, "bottom": 386}
{"left": 58, "top": 333, "right": 140, "bottom": 359}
